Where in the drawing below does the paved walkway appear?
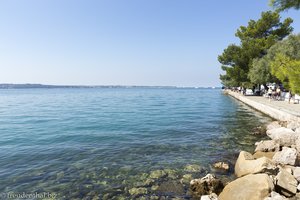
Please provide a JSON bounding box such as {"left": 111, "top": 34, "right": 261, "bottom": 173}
{"left": 245, "top": 95, "right": 300, "bottom": 117}
{"left": 227, "top": 90, "right": 300, "bottom": 121}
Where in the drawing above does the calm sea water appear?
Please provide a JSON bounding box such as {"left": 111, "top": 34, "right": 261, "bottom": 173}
{"left": 0, "top": 88, "right": 272, "bottom": 199}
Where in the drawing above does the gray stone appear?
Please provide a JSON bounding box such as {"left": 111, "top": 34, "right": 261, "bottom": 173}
{"left": 255, "top": 140, "right": 280, "bottom": 152}
{"left": 201, "top": 193, "right": 219, "bottom": 200}
{"left": 267, "top": 121, "right": 282, "bottom": 131}
{"left": 266, "top": 127, "right": 296, "bottom": 147}
{"left": 275, "top": 169, "right": 297, "bottom": 197}
{"left": 253, "top": 151, "right": 276, "bottom": 159}
{"left": 219, "top": 174, "right": 274, "bottom": 200}
{"left": 235, "top": 151, "right": 277, "bottom": 177}
{"left": 190, "top": 174, "right": 224, "bottom": 198}
{"left": 293, "top": 167, "right": 300, "bottom": 182}
{"left": 272, "top": 147, "right": 297, "bottom": 166}
{"left": 287, "top": 121, "right": 300, "bottom": 131}
{"left": 264, "top": 191, "right": 287, "bottom": 200}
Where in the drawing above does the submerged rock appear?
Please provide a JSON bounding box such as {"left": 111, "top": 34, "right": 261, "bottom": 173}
{"left": 219, "top": 174, "right": 274, "bottom": 200}
{"left": 180, "top": 174, "right": 193, "bottom": 184}
{"left": 212, "top": 162, "right": 229, "bottom": 171}
{"left": 251, "top": 126, "right": 267, "bottom": 135}
{"left": 149, "top": 170, "right": 167, "bottom": 179}
{"left": 128, "top": 187, "right": 148, "bottom": 196}
{"left": 190, "top": 174, "right": 224, "bottom": 198}
{"left": 266, "top": 127, "right": 296, "bottom": 147}
{"left": 184, "top": 164, "right": 203, "bottom": 173}
{"left": 255, "top": 140, "right": 280, "bottom": 152}
{"left": 157, "top": 180, "right": 185, "bottom": 195}
{"left": 235, "top": 151, "right": 277, "bottom": 177}
{"left": 272, "top": 147, "right": 297, "bottom": 166}
{"left": 275, "top": 169, "right": 297, "bottom": 197}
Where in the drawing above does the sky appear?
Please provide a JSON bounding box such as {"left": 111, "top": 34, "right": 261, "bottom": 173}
{"left": 0, "top": 0, "right": 299, "bottom": 87}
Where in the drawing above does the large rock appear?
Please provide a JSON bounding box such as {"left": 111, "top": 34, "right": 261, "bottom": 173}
{"left": 272, "top": 147, "right": 297, "bottom": 166}
{"left": 253, "top": 151, "right": 275, "bottom": 159}
{"left": 294, "top": 138, "right": 300, "bottom": 153}
{"left": 264, "top": 191, "right": 287, "bottom": 200}
{"left": 235, "top": 151, "right": 277, "bottom": 177}
{"left": 255, "top": 140, "right": 280, "bottom": 152}
{"left": 267, "top": 121, "right": 282, "bottom": 131}
{"left": 266, "top": 127, "right": 297, "bottom": 147}
{"left": 287, "top": 121, "right": 300, "bottom": 131}
{"left": 219, "top": 174, "right": 274, "bottom": 200}
{"left": 292, "top": 167, "right": 300, "bottom": 182}
{"left": 275, "top": 169, "right": 297, "bottom": 197}
{"left": 190, "top": 174, "right": 224, "bottom": 198}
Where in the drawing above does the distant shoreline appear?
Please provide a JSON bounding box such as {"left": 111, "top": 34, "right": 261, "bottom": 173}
{"left": 0, "top": 84, "right": 221, "bottom": 89}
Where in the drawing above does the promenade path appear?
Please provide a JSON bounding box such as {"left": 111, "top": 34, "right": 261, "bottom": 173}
{"left": 227, "top": 90, "right": 300, "bottom": 122}
{"left": 245, "top": 95, "right": 300, "bottom": 117}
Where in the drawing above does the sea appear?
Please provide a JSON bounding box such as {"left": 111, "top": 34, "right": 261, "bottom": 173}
{"left": 0, "top": 88, "right": 272, "bottom": 199}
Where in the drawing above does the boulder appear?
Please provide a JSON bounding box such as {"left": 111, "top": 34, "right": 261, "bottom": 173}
{"left": 287, "top": 121, "right": 299, "bottom": 131}
{"left": 201, "top": 193, "right": 219, "bottom": 200}
{"left": 212, "top": 162, "right": 229, "bottom": 171}
{"left": 235, "top": 151, "right": 277, "bottom": 177}
{"left": 255, "top": 140, "right": 280, "bottom": 152}
{"left": 253, "top": 151, "right": 275, "bottom": 159}
{"left": 219, "top": 174, "right": 274, "bottom": 200}
{"left": 275, "top": 169, "right": 297, "bottom": 197}
{"left": 190, "top": 174, "right": 224, "bottom": 198}
{"left": 267, "top": 121, "right": 282, "bottom": 131}
{"left": 292, "top": 167, "right": 300, "bottom": 182}
{"left": 266, "top": 127, "right": 296, "bottom": 147}
{"left": 272, "top": 147, "right": 297, "bottom": 166}
{"left": 264, "top": 191, "right": 287, "bottom": 200}
{"left": 294, "top": 138, "right": 300, "bottom": 153}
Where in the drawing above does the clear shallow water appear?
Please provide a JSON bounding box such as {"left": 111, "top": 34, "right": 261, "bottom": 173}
{"left": 0, "top": 88, "right": 272, "bottom": 199}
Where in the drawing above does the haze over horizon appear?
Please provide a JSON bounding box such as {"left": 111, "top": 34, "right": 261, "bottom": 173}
{"left": 1, "top": 0, "right": 299, "bottom": 87}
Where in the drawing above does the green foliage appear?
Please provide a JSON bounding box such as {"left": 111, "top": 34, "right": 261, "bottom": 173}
{"left": 270, "top": 0, "right": 300, "bottom": 11}
{"left": 219, "top": 11, "right": 293, "bottom": 87}
{"left": 267, "top": 34, "right": 300, "bottom": 94}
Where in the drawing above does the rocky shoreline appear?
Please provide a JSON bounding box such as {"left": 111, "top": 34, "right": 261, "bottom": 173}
{"left": 193, "top": 120, "right": 300, "bottom": 200}
{"left": 186, "top": 91, "right": 300, "bottom": 200}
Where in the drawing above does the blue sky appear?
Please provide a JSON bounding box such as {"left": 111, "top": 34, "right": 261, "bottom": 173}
{"left": 0, "top": 0, "right": 299, "bottom": 87}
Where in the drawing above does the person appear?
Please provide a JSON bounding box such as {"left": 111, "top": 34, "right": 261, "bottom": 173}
{"left": 268, "top": 88, "right": 272, "bottom": 101}
{"left": 276, "top": 87, "right": 281, "bottom": 100}
{"left": 288, "top": 91, "right": 292, "bottom": 104}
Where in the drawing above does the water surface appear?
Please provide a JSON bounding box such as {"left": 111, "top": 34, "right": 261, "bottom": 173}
{"left": 0, "top": 88, "right": 272, "bottom": 199}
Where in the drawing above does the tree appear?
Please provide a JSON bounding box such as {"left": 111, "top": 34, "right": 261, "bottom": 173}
{"left": 268, "top": 34, "right": 300, "bottom": 93}
{"left": 219, "top": 11, "right": 293, "bottom": 87}
{"left": 270, "top": 0, "right": 300, "bottom": 11}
